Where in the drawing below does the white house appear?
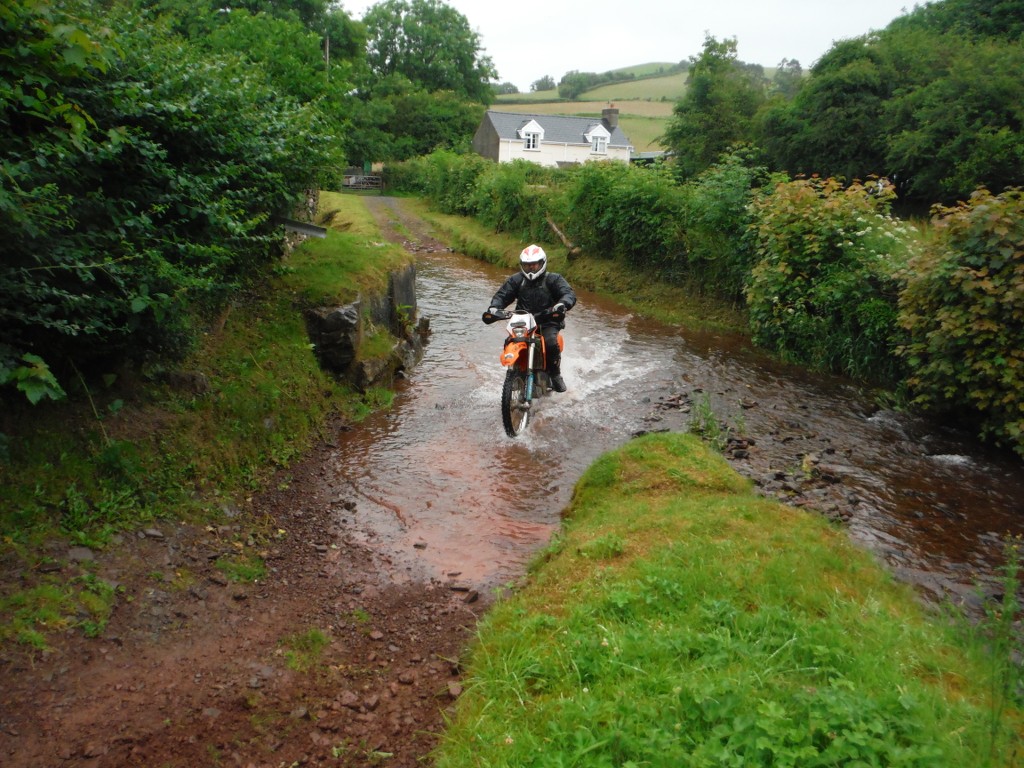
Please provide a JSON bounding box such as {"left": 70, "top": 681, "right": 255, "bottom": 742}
{"left": 472, "top": 108, "right": 633, "bottom": 167}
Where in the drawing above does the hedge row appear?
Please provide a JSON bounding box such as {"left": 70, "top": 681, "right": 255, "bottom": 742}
{"left": 384, "top": 152, "right": 1024, "bottom": 457}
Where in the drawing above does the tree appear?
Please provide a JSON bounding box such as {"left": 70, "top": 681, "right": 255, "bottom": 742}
{"left": 882, "top": 35, "right": 1024, "bottom": 203}
{"left": 771, "top": 58, "right": 803, "bottom": 99}
{"left": 206, "top": 11, "right": 330, "bottom": 102}
{"left": 125, "top": 0, "right": 333, "bottom": 37}
{"left": 346, "top": 74, "right": 483, "bottom": 165}
{"left": 493, "top": 81, "right": 518, "bottom": 95}
{"left": 362, "top": 0, "right": 496, "bottom": 103}
{"left": 757, "top": 17, "right": 1024, "bottom": 205}
{"left": 757, "top": 38, "right": 891, "bottom": 184}
{"left": 531, "top": 75, "right": 555, "bottom": 92}
{"left": 888, "top": 0, "right": 1024, "bottom": 40}
{"left": 662, "top": 36, "right": 768, "bottom": 180}
{"left": 557, "top": 71, "right": 592, "bottom": 100}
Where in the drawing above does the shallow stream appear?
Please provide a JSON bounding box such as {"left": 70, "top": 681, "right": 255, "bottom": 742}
{"left": 328, "top": 244, "right": 1024, "bottom": 613}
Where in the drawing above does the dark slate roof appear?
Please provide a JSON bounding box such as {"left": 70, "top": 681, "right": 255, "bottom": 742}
{"left": 482, "top": 110, "right": 632, "bottom": 148}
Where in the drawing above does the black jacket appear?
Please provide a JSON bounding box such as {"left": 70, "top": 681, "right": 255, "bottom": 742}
{"left": 490, "top": 272, "right": 577, "bottom": 327}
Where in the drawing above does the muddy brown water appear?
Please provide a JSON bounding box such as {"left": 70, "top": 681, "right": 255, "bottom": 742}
{"left": 330, "top": 248, "right": 1024, "bottom": 613}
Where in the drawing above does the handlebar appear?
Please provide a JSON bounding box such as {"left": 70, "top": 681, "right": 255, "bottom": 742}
{"left": 481, "top": 309, "right": 511, "bottom": 325}
{"left": 481, "top": 307, "right": 565, "bottom": 325}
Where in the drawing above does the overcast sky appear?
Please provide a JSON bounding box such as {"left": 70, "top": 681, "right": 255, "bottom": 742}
{"left": 340, "top": 0, "right": 914, "bottom": 91}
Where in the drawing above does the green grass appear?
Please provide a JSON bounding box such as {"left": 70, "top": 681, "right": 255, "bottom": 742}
{"left": 584, "top": 71, "right": 689, "bottom": 102}
{"left": 0, "top": 573, "right": 118, "bottom": 647}
{"left": 281, "top": 627, "right": 331, "bottom": 672}
{"left": 0, "top": 194, "right": 411, "bottom": 650}
{"left": 433, "top": 433, "right": 1023, "bottom": 767}
{"left": 489, "top": 99, "right": 673, "bottom": 118}
{"left": 284, "top": 191, "right": 409, "bottom": 306}
{"left": 215, "top": 553, "right": 267, "bottom": 583}
{"left": 618, "top": 115, "right": 670, "bottom": 151}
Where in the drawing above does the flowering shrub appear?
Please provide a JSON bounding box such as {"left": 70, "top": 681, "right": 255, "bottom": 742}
{"left": 898, "top": 188, "right": 1024, "bottom": 455}
{"left": 746, "top": 177, "right": 916, "bottom": 383}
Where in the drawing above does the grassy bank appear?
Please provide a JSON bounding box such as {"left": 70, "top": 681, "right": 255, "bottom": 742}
{"left": 0, "top": 193, "right": 411, "bottom": 648}
{"left": 434, "top": 433, "right": 1022, "bottom": 766}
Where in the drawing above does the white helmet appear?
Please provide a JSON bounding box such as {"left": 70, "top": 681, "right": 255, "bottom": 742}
{"left": 519, "top": 244, "right": 547, "bottom": 281}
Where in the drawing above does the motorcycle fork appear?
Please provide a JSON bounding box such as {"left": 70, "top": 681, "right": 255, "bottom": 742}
{"left": 524, "top": 337, "right": 538, "bottom": 400}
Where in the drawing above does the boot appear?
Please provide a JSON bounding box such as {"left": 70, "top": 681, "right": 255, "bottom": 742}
{"left": 549, "top": 370, "right": 567, "bottom": 392}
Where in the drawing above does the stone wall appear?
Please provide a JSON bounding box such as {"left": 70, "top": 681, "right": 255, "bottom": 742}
{"left": 303, "top": 264, "right": 426, "bottom": 389}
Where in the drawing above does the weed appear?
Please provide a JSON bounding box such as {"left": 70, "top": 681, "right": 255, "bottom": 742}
{"left": 349, "top": 607, "right": 372, "bottom": 624}
{"left": 282, "top": 627, "right": 331, "bottom": 672}
{"left": 578, "top": 533, "right": 625, "bottom": 560}
{"left": 215, "top": 554, "right": 266, "bottom": 583}
{"left": 687, "top": 392, "right": 728, "bottom": 451}
{"left": 0, "top": 573, "right": 118, "bottom": 648}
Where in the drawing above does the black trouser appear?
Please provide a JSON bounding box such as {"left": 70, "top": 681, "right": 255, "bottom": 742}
{"left": 541, "top": 324, "right": 561, "bottom": 374}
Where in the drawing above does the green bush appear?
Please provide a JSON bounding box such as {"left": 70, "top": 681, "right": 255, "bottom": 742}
{"left": 559, "top": 161, "right": 627, "bottom": 255}
{"left": 680, "top": 146, "right": 775, "bottom": 301}
{"left": 0, "top": 2, "right": 342, "bottom": 400}
{"left": 381, "top": 155, "right": 433, "bottom": 194}
{"left": 470, "top": 160, "right": 555, "bottom": 241}
{"left": 421, "top": 150, "right": 491, "bottom": 216}
{"left": 898, "top": 187, "right": 1024, "bottom": 455}
{"left": 746, "top": 177, "right": 914, "bottom": 383}
{"left": 561, "top": 162, "right": 687, "bottom": 274}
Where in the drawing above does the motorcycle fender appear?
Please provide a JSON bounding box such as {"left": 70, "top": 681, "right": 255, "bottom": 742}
{"left": 501, "top": 340, "right": 527, "bottom": 367}
{"left": 536, "top": 333, "right": 565, "bottom": 370}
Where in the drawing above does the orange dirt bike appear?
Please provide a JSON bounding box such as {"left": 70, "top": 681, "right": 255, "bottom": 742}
{"left": 481, "top": 307, "right": 565, "bottom": 437}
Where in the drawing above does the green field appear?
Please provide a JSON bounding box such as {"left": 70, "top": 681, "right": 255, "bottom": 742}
{"left": 584, "top": 71, "right": 688, "bottom": 101}
{"left": 610, "top": 61, "right": 682, "bottom": 77}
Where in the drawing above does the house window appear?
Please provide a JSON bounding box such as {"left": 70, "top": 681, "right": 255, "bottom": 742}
{"left": 524, "top": 132, "right": 539, "bottom": 150}
{"left": 592, "top": 136, "right": 607, "bottom": 154}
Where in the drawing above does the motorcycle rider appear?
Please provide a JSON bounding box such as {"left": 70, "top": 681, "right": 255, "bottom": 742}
{"left": 487, "top": 244, "right": 576, "bottom": 392}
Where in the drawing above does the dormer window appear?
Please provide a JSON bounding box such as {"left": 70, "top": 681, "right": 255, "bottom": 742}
{"left": 584, "top": 123, "right": 611, "bottom": 155}
{"left": 517, "top": 119, "right": 544, "bottom": 151}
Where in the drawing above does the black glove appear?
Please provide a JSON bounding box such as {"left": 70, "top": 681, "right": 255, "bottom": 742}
{"left": 552, "top": 303, "right": 566, "bottom": 314}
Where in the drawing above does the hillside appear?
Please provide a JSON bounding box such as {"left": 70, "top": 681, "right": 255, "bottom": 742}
{"left": 492, "top": 65, "right": 690, "bottom": 152}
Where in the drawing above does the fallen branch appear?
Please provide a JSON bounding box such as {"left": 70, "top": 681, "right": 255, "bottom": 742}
{"left": 546, "top": 215, "right": 583, "bottom": 261}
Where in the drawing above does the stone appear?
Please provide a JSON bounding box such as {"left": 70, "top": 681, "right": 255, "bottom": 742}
{"left": 68, "top": 546, "right": 95, "bottom": 562}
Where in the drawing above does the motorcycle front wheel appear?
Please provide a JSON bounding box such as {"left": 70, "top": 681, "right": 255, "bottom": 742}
{"left": 501, "top": 370, "right": 530, "bottom": 437}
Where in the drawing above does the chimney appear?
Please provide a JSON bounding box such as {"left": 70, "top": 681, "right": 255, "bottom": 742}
{"left": 602, "top": 106, "right": 619, "bottom": 130}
